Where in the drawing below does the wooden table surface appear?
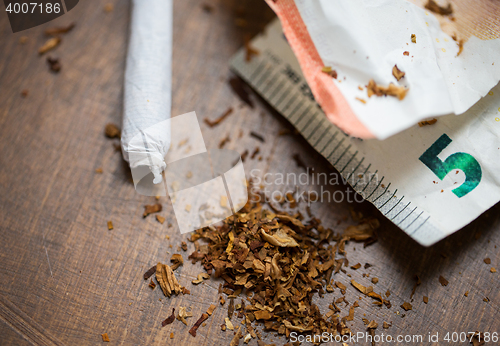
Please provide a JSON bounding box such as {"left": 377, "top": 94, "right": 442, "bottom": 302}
{"left": 0, "top": 1, "right": 499, "bottom": 345}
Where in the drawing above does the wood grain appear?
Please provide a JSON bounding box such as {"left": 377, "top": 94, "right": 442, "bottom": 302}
{"left": 0, "top": 0, "right": 498, "bottom": 345}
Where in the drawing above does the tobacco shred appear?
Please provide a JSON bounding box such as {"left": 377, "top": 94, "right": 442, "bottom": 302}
{"left": 204, "top": 108, "right": 233, "bottom": 127}
{"left": 322, "top": 66, "right": 337, "bottom": 79}
{"left": 410, "top": 274, "right": 421, "bottom": 299}
{"left": 177, "top": 306, "right": 193, "bottom": 325}
{"left": 423, "top": 296, "right": 429, "bottom": 304}
{"left": 367, "top": 79, "right": 408, "bottom": 100}
{"left": 105, "top": 123, "right": 121, "bottom": 139}
{"left": 403, "top": 51, "right": 409, "bottom": 56}
{"left": 156, "top": 262, "right": 182, "bottom": 297}
{"left": 484, "top": 258, "right": 491, "bottom": 264}
{"left": 143, "top": 265, "right": 156, "bottom": 280}
{"left": 219, "top": 135, "right": 230, "bottom": 149}
{"left": 47, "top": 57, "right": 61, "bottom": 73}
{"left": 162, "top": 308, "right": 176, "bottom": 327}
{"left": 101, "top": 333, "right": 110, "bottom": 342}
{"left": 189, "top": 313, "right": 209, "bottom": 337}
{"left": 149, "top": 279, "right": 156, "bottom": 289}
{"left": 425, "top": 0, "right": 453, "bottom": 15}
{"left": 230, "top": 326, "right": 242, "bottom": 346}
{"left": 392, "top": 65, "right": 405, "bottom": 81}
{"left": 38, "top": 37, "right": 61, "bottom": 55}
{"left": 192, "top": 272, "right": 210, "bottom": 284}
{"left": 170, "top": 254, "right": 184, "bottom": 271}
{"left": 207, "top": 304, "right": 217, "bottom": 315}
{"left": 418, "top": 119, "right": 438, "bottom": 127}
{"left": 250, "top": 147, "right": 260, "bottom": 159}
{"left": 470, "top": 332, "right": 485, "bottom": 346}
{"left": 244, "top": 36, "right": 260, "bottom": 62}
{"left": 45, "top": 23, "right": 75, "bottom": 36}
{"left": 411, "top": 34, "right": 416, "bottom": 43}
{"left": 250, "top": 131, "right": 265, "bottom": 142}
{"left": 401, "top": 302, "right": 412, "bottom": 311}
{"left": 438, "top": 275, "right": 449, "bottom": 286}
{"left": 143, "top": 204, "right": 162, "bottom": 217}
{"left": 107, "top": 221, "right": 113, "bottom": 230}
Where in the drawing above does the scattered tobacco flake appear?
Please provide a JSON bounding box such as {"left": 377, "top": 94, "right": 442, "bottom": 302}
{"left": 162, "top": 308, "right": 176, "bottom": 327}
{"left": 491, "top": 267, "right": 497, "bottom": 273}
{"left": 107, "top": 221, "right": 113, "bottom": 230}
{"left": 156, "top": 262, "right": 182, "bottom": 297}
{"left": 170, "top": 332, "right": 174, "bottom": 339}
{"left": 321, "top": 66, "right": 337, "bottom": 79}
{"left": 371, "top": 277, "right": 378, "bottom": 284}
{"left": 156, "top": 215, "right": 165, "bottom": 224}
{"left": 38, "top": 37, "right": 61, "bottom": 55}
{"left": 410, "top": 274, "right": 421, "bottom": 299}
{"left": 189, "top": 313, "right": 209, "bottom": 337}
{"left": 240, "top": 149, "right": 249, "bottom": 162}
{"left": 20, "top": 89, "right": 29, "bottom": 98}
{"left": 181, "top": 241, "right": 188, "bottom": 251}
{"left": 19, "top": 36, "right": 28, "bottom": 44}
{"left": 423, "top": 296, "right": 429, "bottom": 304}
{"left": 418, "top": 119, "right": 437, "bottom": 127}
{"left": 411, "top": 34, "right": 416, "bottom": 43}
{"left": 104, "top": 123, "right": 121, "bottom": 139}
{"left": 250, "top": 146, "right": 260, "bottom": 159}
{"left": 149, "top": 279, "right": 156, "bottom": 289}
{"left": 101, "top": 333, "right": 110, "bottom": 342}
{"left": 45, "top": 23, "right": 75, "bottom": 36}
{"left": 143, "top": 265, "right": 156, "bottom": 280}
{"left": 367, "top": 79, "right": 408, "bottom": 100}
{"left": 425, "top": 0, "right": 453, "bottom": 16}
{"left": 219, "top": 135, "right": 230, "bottom": 149}
{"left": 470, "top": 331, "right": 485, "bottom": 346}
{"left": 367, "top": 320, "right": 378, "bottom": 329}
{"left": 207, "top": 304, "right": 217, "bottom": 315}
{"left": 201, "top": 3, "right": 214, "bottom": 13}
{"left": 250, "top": 131, "right": 265, "bottom": 142}
{"left": 383, "top": 322, "right": 391, "bottom": 329}
{"left": 46, "top": 57, "right": 61, "bottom": 73}
{"left": 350, "top": 263, "right": 361, "bottom": 270}
{"left": 392, "top": 65, "right": 405, "bottom": 81}
{"left": 292, "top": 153, "right": 307, "bottom": 170}
{"left": 356, "top": 97, "right": 366, "bottom": 104}
{"left": 484, "top": 258, "right": 491, "bottom": 264}
{"left": 229, "top": 76, "right": 254, "bottom": 108}
{"left": 192, "top": 272, "right": 210, "bottom": 285}
{"left": 403, "top": 51, "right": 409, "bottom": 56}
{"left": 170, "top": 254, "right": 184, "bottom": 271}
{"left": 225, "top": 317, "right": 234, "bottom": 330}
{"left": 177, "top": 306, "right": 193, "bottom": 325}
{"left": 364, "top": 263, "right": 372, "bottom": 269}
{"left": 204, "top": 107, "right": 233, "bottom": 127}
{"left": 230, "top": 326, "right": 242, "bottom": 346}
{"left": 401, "top": 302, "right": 412, "bottom": 311}
{"left": 438, "top": 275, "right": 449, "bottom": 286}
{"left": 143, "top": 204, "right": 162, "bottom": 217}
{"left": 95, "top": 168, "right": 103, "bottom": 174}
{"left": 464, "top": 291, "right": 469, "bottom": 297}
{"left": 244, "top": 35, "right": 260, "bottom": 62}
{"left": 228, "top": 297, "right": 235, "bottom": 319}
{"left": 456, "top": 39, "right": 464, "bottom": 56}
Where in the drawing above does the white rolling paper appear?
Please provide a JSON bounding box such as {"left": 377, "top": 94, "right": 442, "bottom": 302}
{"left": 121, "top": 0, "right": 173, "bottom": 185}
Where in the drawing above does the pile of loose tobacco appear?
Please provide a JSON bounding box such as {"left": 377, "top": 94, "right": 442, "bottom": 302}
{"left": 184, "top": 189, "right": 382, "bottom": 343}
